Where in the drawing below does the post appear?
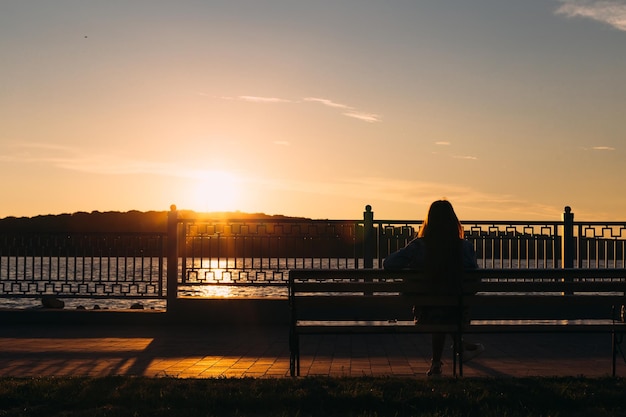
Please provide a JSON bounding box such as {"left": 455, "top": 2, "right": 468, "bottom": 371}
{"left": 562, "top": 206, "right": 574, "bottom": 269}
{"left": 363, "top": 205, "right": 374, "bottom": 269}
{"left": 166, "top": 204, "right": 178, "bottom": 310}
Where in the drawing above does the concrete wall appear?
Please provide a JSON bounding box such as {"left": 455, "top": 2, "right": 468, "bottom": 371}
{"left": 0, "top": 298, "right": 290, "bottom": 326}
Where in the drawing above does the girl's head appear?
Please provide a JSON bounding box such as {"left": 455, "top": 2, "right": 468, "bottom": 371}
{"left": 418, "top": 200, "right": 464, "bottom": 239}
{"left": 418, "top": 200, "right": 465, "bottom": 287}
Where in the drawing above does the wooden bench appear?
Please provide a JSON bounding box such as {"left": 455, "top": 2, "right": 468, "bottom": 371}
{"left": 288, "top": 268, "right": 626, "bottom": 377}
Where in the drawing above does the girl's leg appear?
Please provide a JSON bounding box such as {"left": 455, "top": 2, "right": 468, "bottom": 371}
{"left": 428, "top": 333, "right": 446, "bottom": 376}
{"left": 432, "top": 333, "right": 446, "bottom": 363}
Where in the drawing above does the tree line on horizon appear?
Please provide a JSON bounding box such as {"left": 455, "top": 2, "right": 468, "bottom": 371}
{"left": 1, "top": 212, "right": 623, "bottom": 262}
{"left": 0, "top": 210, "right": 304, "bottom": 233}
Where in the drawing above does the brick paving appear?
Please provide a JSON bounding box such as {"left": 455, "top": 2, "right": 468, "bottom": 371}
{"left": 0, "top": 324, "right": 624, "bottom": 378}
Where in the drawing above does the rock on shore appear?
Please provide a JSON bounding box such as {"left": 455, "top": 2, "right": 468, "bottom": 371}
{"left": 41, "top": 296, "right": 65, "bottom": 309}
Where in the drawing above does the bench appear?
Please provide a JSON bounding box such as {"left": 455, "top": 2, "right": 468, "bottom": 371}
{"left": 288, "top": 268, "right": 626, "bottom": 377}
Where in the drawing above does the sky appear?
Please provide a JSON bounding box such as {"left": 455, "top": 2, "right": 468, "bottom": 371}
{"left": 1, "top": 0, "right": 625, "bottom": 222}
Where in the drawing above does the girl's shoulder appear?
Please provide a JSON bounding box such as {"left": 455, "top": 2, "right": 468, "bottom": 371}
{"left": 409, "top": 237, "right": 425, "bottom": 248}
{"left": 462, "top": 239, "right": 473, "bottom": 248}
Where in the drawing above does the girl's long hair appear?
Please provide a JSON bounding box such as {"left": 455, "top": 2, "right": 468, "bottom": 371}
{"left": 417, "top": 200, "right": 465, "bottom": 292}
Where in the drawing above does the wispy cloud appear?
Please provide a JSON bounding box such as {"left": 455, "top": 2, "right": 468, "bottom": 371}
{"left": 426, "top": 142, "right": 477, "bottom": 160}
{"left": 1, "top": 142, "right": 216, "bottom": 179}
{"left": 221, "top": 95, "right": 381, "bottom": 123}
{"left": 253, "top": 175, "right": 561, "bottom": 219}
{"left": 56, "top": 155, "right": 176, "bottom": 176}
{"left": 591, "top": 146, "right": 616, "bottom": 150}
{"left": 304, "top": 96, "right": 381, "bottom": 123}
{"left": 0, "top": 142, "right": 79, "bottom": 164}
{"left": 303, "top": 97, "right": 351, "bottom": 109}
{"left": 236, "top": 95, "right": 293, "bottom": 104}
{"left": 555, "top": 0, "right": 626, "bottom": 31}
{"left": 342, "top": 112, "right": 382, "bottom": 123}
{"left": 580, "top": 145, "right": 617, "bottom": 151}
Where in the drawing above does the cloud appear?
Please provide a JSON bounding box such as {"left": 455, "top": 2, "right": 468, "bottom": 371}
{"left": 591, "top": 146, "right": 616, "bottom": 150}
{"left": 227, "top": 95, "right": 381, "bottom": 123}
{"left": 1, "top": 142, "right": 208, "bottom": 178}
{"left": 425, "top": 142, "right": 477, "bottom": 160}
{"left": 580, "top": 145, "right": 617, "bottom": 151}
{"left": 57, "top": 156, "right": 176, "bottom": 176}
{"left": 555, "top": 0, "right": 626, "bottom": 31}
{"left": 237, "top": 95, "right": 293, "bottom": 103}
{"left": 304, "top": 96, "right": 381, "bottom": 123}
{"left": 342, "top": 112, "right": 382, "bottom": 123}
{"left": 303, "top": 97, "right": 351, "bottom": 109}
{"left": 253, "top": 175, "right": 562, "bottom": 219}
{"left": 0, "top": 142, "right": 79, "bottom": 164}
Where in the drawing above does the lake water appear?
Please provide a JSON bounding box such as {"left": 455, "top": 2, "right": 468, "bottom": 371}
{"left": 0, "top": 256, "right": 618, "bottom": 310}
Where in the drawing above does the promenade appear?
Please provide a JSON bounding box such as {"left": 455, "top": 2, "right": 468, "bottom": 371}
{"left": 0, "top": 323, "right": 623, "bottom": 378}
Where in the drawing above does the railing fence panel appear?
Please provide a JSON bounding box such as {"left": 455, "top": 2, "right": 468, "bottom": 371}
{"left": 2, "top": 205, "right": 626, "bottom": 307}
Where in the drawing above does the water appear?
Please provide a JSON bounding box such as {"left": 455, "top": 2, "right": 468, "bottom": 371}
{"left": 0, "top": 256, "right": 319, "bottom": 309}
{"left": 1, "top": 257, "right": 620, "bottom": 310}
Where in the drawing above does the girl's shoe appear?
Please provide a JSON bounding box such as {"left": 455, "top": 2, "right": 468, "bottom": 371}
{"left": 427, "top": 361, "right": 443, "bottom": 377}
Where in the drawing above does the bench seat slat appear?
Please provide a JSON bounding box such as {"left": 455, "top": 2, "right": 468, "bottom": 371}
{"left": 464, "top": 295, "right": 625, "bottom": 307}
{"left": 292, "top": 281, "right": 626, "bottom": 294}
{"left": 294, "top": 295, "right": 459, "bottom": 306}
{"left": 465, "top": 322, "right": 625, "bottom": 333}
{"left": 467, "top": 282, "right": 626, "bottom": 293}
{"left": 291, "top": 282, "right": 420, "bottom": 293}
{"left": 295, "top": 320, "right": 458, "bottom": 334}
{"left": 294, "top": 320, "right": 626, "bottom": 335}
{"left": 289, "top": 268, "right": 626, "bottom": 281}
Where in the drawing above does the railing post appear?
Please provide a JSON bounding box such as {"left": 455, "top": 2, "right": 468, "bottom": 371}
{"left": 166, "top": 204, "right": 178, "bottom": 310}
{"left": 363, "top": 205, "right": 374, "bottom": 269}
{"left": 562, "top": 206, "right": 574, "bottom": 269}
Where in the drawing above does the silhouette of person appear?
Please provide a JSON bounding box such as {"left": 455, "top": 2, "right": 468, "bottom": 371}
{"left": 383, "top": 200, "right": 483, "bottom": 376}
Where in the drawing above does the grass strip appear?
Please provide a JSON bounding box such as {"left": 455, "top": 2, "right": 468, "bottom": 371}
{"left": 0, "top": 376, "right": 624, "bottom": 417}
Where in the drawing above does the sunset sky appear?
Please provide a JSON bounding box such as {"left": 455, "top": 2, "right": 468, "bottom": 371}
{"left": 2, "top": 0, "right": 625, "bottom": 221}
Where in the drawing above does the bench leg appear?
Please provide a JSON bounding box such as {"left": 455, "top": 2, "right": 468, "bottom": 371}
{"left": 296, "top": 334, "right": 300, "bottom": 376}
{"left": 453, "top": 333, "right": 463, "bottom": 377}
{"left": 289, "top": 330, "right": 300, "bottom": 377}
{"left": 289, "top": 329, "right": 296, "bottom": 377}
{"left": 612, "top": 330, "right": 616, "bottom": 377}
{"left": 451, "top": 336, "right": 456, "bottom": 377}
{"left": 613, "top": 330, "right": 625, "bottom": 377}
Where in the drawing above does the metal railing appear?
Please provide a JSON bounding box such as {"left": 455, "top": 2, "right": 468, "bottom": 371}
{"left": 172, "top": 206, "right": 590, "bottom": 282}
{"left": 576, "top": 221, "right": 626, "bottom": 268}
{"left": 168, "top": 205, "right": 626, "bottom": 296}
{"left": 1, "top": 204, "right": 625, "bottom": 308}
{"left": 0, "top": 233, "right": 166, "bottom": 301}
{"left": 374, "top": 218, "right": 563, "bottom": 269}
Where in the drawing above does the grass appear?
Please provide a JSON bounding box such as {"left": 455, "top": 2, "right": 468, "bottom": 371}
{"left": 1, "top": 376, "right": 625, "bottom": 417}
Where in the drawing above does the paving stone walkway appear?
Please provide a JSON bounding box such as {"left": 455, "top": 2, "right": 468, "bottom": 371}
{"left": 0, "top": 324, "right": 623, "bottom": 378}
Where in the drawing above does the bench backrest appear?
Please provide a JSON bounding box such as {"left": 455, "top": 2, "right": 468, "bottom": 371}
{"left": 289, "top": 269, "right": 626, "bottom": 322}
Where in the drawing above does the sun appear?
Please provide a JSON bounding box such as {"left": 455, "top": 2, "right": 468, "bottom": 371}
{"left": 185, "top": 170, "right": 242, "bottom": 212}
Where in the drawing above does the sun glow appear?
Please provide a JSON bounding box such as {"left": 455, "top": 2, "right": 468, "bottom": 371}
{"left": 185, "top": 170, "right": 242, "bottom": 212}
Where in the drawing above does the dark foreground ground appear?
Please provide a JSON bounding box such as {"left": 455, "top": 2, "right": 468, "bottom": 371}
{"left": 1, "top": 376, "right": 625, "bottom": 417}
{"left": 2, "top": 322, "right": 626, "bottom": 416}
